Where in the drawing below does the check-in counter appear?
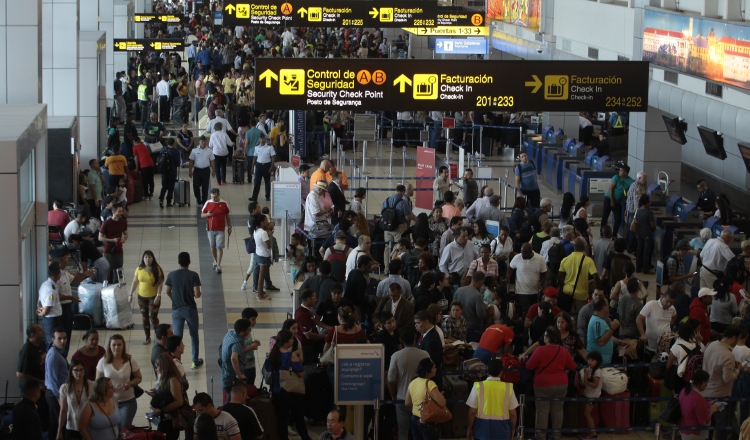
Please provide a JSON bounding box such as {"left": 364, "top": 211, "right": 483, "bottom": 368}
{"left": 569, "top": 142, "right": 588, "bottom": 158}
{"left": 565, "top": 162, "right": 592, "bottom": 196}
{"left": 553, "top": 156, "right": 582, "bottom": 192}
{"left": 578, "top": 171, "right": 616, "bottom": 217}
{"left": 534, "top": 142, "right": 564, "bottom": 175}
{"left": 544, "top": 148, "right": 567, "bottom": 189}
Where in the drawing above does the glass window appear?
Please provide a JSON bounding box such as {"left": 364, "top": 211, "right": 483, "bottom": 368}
{"left": 19, "top": 150, "right": 35, "bottom": 218}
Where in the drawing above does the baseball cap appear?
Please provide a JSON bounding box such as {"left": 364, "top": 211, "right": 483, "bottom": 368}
{"left": 698, "top": 288, "right": 717, "bottom": 298}
{"left": 335, "top": 230, "right": 347, "bottom": 239}
{"left": 315, "top": 181, "right": 328, "bottom": 191}
{"left": 199, "top": 135, "right": 207, "bottom": 140}
{"left": 543, "top": 286, "right": 558, "bottom": 299}
{"left": 675, "top": 239, "right": 692, "bottom": 251}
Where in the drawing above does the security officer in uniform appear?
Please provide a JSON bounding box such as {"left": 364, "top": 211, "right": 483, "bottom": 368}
{"left": 137, "top": 78, "right": 152, "bottom": 125}
{"left": 37, "top": 262, "right": 64, "bottom": 348}
{"left": 50, "top": 249, "right": 90, "bottom": 357}
{"left": 249, "top": 133, "right": 275, "bottom": 202}
{"left": 608, "top": 111, "right": 627, "bottom": 136}
{"left": 189, "top": 135, "right": 216, "bottom": 205}
{"left": 466, "top": 358, "right": 518, "bottom": 440}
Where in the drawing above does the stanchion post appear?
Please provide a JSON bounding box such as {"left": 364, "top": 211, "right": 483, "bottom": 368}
{"left": 364, "top": 176, "right": 369, "bottom": 217}
{"left": 282, "top": 210, "right": 288, "bottom": 261}
{"left": 478, "top": 126, "right": 483, "bottom": 158}
{"left": 402, "top": 146, "right": 406, "bottom": 184}
{"left": 373, "top": 399, "right": 380, "bottom": 440}
{"left": 654, "top": 423, "right": 661, "bottom": 440}
{"left": 388, "top": 137, "right": 394, "bottom": 176}
{"left": 518, "top": 126, "right": 522, "bottom": 152}
{"left": 518, "top": 394, "right": 525, "bottom": 440}
{"left": 362, "top": 140, "right": 368, "bottom": 175}
{"left": 445, "top": 127, "right": 450, "bottom": 163}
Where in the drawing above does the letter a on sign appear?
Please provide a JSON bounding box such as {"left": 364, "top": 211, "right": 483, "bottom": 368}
{"left": 357, "top": 70, "right": 371, "bottom": 85}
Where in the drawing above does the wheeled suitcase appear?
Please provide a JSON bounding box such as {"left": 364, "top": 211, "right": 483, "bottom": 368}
{"left": 72, "top": 314, "right": 93, "bottom": 331}
{"left": 133, "top": 180, "right": 144, "bottom": 203}
{"left": 441, "top": 374, "right": 470, "bottom": 438}
{"left": 173, "top": 179, "right": 190, "bottom": 207}
{"left": 101, "top": 281, "right": 135, "bottom": 329}
{"left": 340, "top": 132, "right": 354, "bottom": 150}
{"left": 126, "top": 177, "right": 135, "bottom": 205}
{"left": 247, "top": 393, "right": 278, "bottom": 440}
{"left": 78, "top": 280, "right": 104, "bottom": 327}
{"left": 120, "top": 425, "right": 167, "bottom": 439}
{"left": 600, "top": 390, "right": 631, "bottom": 434}
{"left": 303, "top": 364, "right": 333, "bottom": 424}
{"left": 232, "top": 158, "right": 245, "bottom": 183}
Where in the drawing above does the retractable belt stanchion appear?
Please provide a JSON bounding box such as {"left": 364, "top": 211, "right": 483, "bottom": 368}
{"left": 388, "top": 136, "right": 394, "bottom": 176}
{"left": 401, "top": 146, "right": 406, "bottom": 185}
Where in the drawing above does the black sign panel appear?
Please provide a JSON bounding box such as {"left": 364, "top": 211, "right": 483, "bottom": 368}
{"left": 254, "top": 59, "right": 649, "bottom": 111}
{"left": 113, "top": 39, "right": 184, "bottom": 52}
{"left": 435, "top": 7, "right": 485, "bottom": 26}
{"left": 134, "top": 13, "right": 184, "bottom": 23}
{"left": 222, "top": 0, "right": 438, "bottom": 28}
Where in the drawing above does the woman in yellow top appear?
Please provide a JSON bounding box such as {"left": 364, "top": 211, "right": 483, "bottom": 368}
{"left": 128, "top": 250, "right": 164, "bottom": 345}
{"left": 405, "top": 358, "right": 446, "bottom": 440}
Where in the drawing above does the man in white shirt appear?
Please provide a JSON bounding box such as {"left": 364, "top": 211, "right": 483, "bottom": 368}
{"left": 466, "top": 187, "right": 494, "bottom": 222}
{"left": 188, "top": 135, "right": 216, "bottom": 205}
{"left": 155, "top": 76, "right": 171, "bottom": 122}
{"left": 433, "top": 166, "right": 450, "bottom": 203}
{"left": 206, "top": 109, "right": 238, "bottom": 137}
{"left": 37, "top": 263, "right": 64, "bottom": 348}
{"left": 439, "top": 227, "right": 479, "bottom": 277}
{"left": 345, "top": 235, "right": 377, "bottom": 280}
{"left": 250, "top": 134, "right": 275, "bottom": 202}
{"left": 636, "top": 289, "right": 677, "bottom": 355}
{"left": 50, "top": 251, "right": 89, "bottom": 356}
{"left": 701, "top": 230, "right": 737, "bottom": 288}
{"left": 304, "top": 181, "right": 333, "bottom": 237}
{"left": 234, "top": 25, "right": 245, "bottom": 38}
{"left": 508, "top": 243, "right": 548, "bottom": 316}
{"left": 281, "top": 28, "right": 295, "bottom": 48}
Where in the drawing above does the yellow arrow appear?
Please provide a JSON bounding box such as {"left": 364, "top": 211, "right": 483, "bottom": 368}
{"left": 393, "top": 74, "right": 412, "bottom": 93}
{"left": 525, "top": 75, "right": 542, "bottom": 93}
{"left": 297, "top": 6, "right": 307, "bottom": 17}
{"left": 369, "top": 7, "right": 378, "bottom": 18}
{"left": 225, "top": 4, "right": 236, "bottom": 14}
{"left": 258, "top": 69, "right": 279, "bottom": 88}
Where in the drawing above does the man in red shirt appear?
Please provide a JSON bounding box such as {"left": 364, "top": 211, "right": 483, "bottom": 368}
{"left": 474, "top": 322, "right": 515, "bottom": 365}
{"left": 295, "top": 289, "right": 326, "bottom": 364}
{"left": 525, "top": 287, "right": 562, "bottom": 329}
{"left": 48, "top": 200, "right": 70, "bottom": 242}
{"left": 132, "top": 136, "right": 156, "bottom": 200}
{"left": 200, "top": 188, "right": 232, "bottom": 274}
{"left": 98, "top": 205, "right": 128, "bottom": 282}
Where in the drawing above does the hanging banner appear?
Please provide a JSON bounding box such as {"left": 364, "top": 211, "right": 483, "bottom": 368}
{"left": 416, "top": 147, "right": 435, "bottom": 210}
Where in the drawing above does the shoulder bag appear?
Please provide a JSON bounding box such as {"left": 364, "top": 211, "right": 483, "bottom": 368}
{"left": 128, "top": 357, "right": 144, "bottom": 399}
{"left": 630, "top": 209, "right": 639, "bottom": 232}
{"left": 279, "top": 366, "right": 305, "bottom": 394}
{"left": 320, "top": 327, "right": 338, "bottom": 365}
{"left": 419, "top": 379, "right": 452, "bottom": 424}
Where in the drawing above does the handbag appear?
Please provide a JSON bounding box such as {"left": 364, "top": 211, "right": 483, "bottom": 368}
{"left": 630, "top": 210, "right": 639, "bottom": 232}
{"left": 279, "top": 368, "right": 305, "bottom": 394}
{"left": 129, "top": 358, "right": 144, "bottom": 399}
{"left": 419, "top": 379, "right": 452, "bottom": 424}
{"left": 659, "top": 395, "right": 682, "bottom": 424}
{"left": 320, "top": 327, "right": 337, "bottom": 365}
{"left": 244, "top": 236, "right": 256, "bottom": 254}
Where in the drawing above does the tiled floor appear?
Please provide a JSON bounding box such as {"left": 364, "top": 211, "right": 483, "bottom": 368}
{"left": 68, "top": 133, "right": 658, "bottom": 439}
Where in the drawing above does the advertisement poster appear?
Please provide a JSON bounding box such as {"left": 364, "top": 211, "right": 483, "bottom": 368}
{"left": 487, "top": 0, "right": 540, "bottom": 31}
{"left": 643, "top": 9, "right": 750, "bottom": 91}
{"left": 416, "top": 147, "right": 435, "bottom": 210}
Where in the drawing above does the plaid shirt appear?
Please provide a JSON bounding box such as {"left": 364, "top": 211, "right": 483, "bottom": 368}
{"left": 466, "top": 258, "right": 500, "bottom": 278}
{"left": 626, "top": 181, "right": 647, "bottom": 214}
{"left": 666, "top": 250, "right": 685, "bottom": 283}
{"left": 442, "top": 315, "right": 467, "bottom": 341}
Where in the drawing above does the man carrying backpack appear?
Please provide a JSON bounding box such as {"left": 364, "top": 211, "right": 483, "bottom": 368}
{"left": 157, "top": 140, "right": 181, "bottom": 208}
{"left": 514, "top": 152, "right": 540, "bottom": 209}
{"left": 323, "top": 231, "right": 352, "bottom": 283}
{"left": 381, "top": 185, "right": 416, "bottom": 271}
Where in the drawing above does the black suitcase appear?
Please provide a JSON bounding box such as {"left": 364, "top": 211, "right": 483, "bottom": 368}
{"left": 441, "top": 374, "right": 470, "bottom": 438}
{"left": 72, "top": 314, "right": 92, "bottom": 330}
{"left": 340, "top": 132, "right": 354, "bottom": 150}
{"left": 232, "top": 158, "right": 245, "bottom": 183}
{"left": 377, "top": 403, "right": 398, "bottom": 440}
{"left": 174, "top": 179, "right": 190, "bottom": 206}
{"left": 247, "top": 393, "right": 278, "bottom": 440}
{"left": 303, "top": 364, "right": 333, "bottom": 424}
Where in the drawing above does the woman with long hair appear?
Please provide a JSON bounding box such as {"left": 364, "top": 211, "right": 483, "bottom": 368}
{"left": 715, "top": 195, "right": 732, "bottom": 226}
{"left": 78, "top": 377, "right": 120, "bottom": 440}
{"left": 678, "top": 369, "right": 720, "bottom": 440}
{"left": 710, "top": 276, "right": 738, "bottom": 334}
{"left": 471, "top": 219, "right": 494, "bottom": 249}
{"left": 411, "top": 212, "right": 435, "bottom": 245}
{"left": 72, "top": 329, "right": 105, "bottom": 381}
{"left": 521, "top": 312, "right": 587, "bottom": 360}
{"left": 128, "top": 250, "right": 164, "bottom": 344}
{"left": 428, "top": 207, "right": 448, "bottom": 257}
{"left": 263, "top": 329, "right": 310, "bottom": 440}
{"left": 352, "top": 211, "right": 370, "bottom": 238}
{"left": 574, "top": 195, "right": 591, "bottom": 221}
{"left": 294, "top": 257, "right": 317, "bottom": 284}
{"left": 609, "top": 261, "right": 647, "bottom": 309}
{"left": 57, "top": 359, "right": 95, "bottom": 440}
{"left": 558, "top": 192, "right": 576, "bottom": 227}
{"left": 666, "top": 323, "right": 703, "bottom": 394}
{"left": 405, "top": 358, "right": 446, "bottom": 440}
{"left": 150, "top": 353, "right": 188, "bottom": 440}
{"left": 95, "top": 335, "right": 142, "bottom": 430}
{"left": 349, "top": 188, "right": 366, "bottom": 213}
{"left": 323, "top": 306, "right": 367, "bottom": 388}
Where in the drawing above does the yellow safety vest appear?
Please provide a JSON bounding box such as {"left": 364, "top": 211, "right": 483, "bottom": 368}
{"left": 475, "top": 379, "right": 513, "bottom": 419}
{"left": 137, "top": 84, "right": 148, "bottom": 101}
{"left": 613, "top": 115, "right": 624, "bottom": 129}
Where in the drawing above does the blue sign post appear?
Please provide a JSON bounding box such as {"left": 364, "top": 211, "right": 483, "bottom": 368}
{"left": 435, "top": 38, "right": 488, "bottom": 55}
{"left": 335, "top": 344, "right": 384, "bottom": 405}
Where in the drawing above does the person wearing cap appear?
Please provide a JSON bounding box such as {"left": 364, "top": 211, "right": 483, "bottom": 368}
{"left": 664, "top": 239, "right": 696, "bottom": 287}
{"left": 600, "top": 162, "right": 633, "bottom": 239}
{"left": 691, "top": 288, "right": 717, "bottom": 343}
{"left": 249, "top": 132, "right": 275, "bottom": 202}
{"left": 189, "top": 135, "right": 216, "bottom": 205}
{"left": 304, "top": 181, "right": 334, "bottom": 237}
{"left": 524, "top": 287, "right": 562, "bottom": 329}
{"left": 68, "top": 233, "right": 109, "bottom": 284}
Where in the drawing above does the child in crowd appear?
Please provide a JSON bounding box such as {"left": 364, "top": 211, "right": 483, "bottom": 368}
{"left": 117, "top": 177, "right": 128, "bottom": 206}
{"left": 287, "top": 233, "right": 305, "bottom": 282}
{"left": 581, "top": 351, "right": 603, "bottom": 439}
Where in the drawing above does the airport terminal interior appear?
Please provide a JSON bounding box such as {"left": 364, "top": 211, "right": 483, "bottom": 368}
{"left": 2, "top": 0, "right": 750, "bottom": 438}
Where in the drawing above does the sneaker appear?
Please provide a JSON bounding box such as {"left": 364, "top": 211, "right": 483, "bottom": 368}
{"left": 216, "top": 266, "right": 222, "bottom": 274}
{"left": 166, "top": 203, "right": 174, "bottom": 208}
{"left": 213, "top": 261, "right": 217, "bottom": 268}
{"left": 191, "top": 359, "right": 204, "bottom": 370}
{"left": 241, "top": 281, "right": 247, "bottom": 290}
{"left": 266, "top": 285, "right": 280, "bottom": 291}
{"left": 288, "top": 427, "right": 299, "bottom": 437}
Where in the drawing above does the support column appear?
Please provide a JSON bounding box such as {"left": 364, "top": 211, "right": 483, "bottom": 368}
{"left": 114, "top": 0, "right": 133, "bottom": 79}
{"left": 627, "top": 106, "right": 683, "bottom": 193}
{"left": 100, "top": 0, "right": 115, "bottom": 105}
{"left": 80, "top": 0, "right": 99, "bottom": 31}
{"left": 79, "top": 31, "right": 107, "bottom": 165}
{"left": 42, "top": 0, "right": 80, "bottom": 118}
{"left": 0, "top": 0, "right": 42, "bottom": 104}
{"left": 543, "top": 111, "right": 579, "bottom": 140}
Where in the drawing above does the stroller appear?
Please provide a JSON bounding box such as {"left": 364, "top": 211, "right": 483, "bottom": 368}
{"left": 171, "top": 96, "right": 190, "bottom": 124}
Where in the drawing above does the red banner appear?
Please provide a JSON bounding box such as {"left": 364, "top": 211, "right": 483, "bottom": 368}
{"left": 416, "top": 147, "right": 435, "bottom": 210}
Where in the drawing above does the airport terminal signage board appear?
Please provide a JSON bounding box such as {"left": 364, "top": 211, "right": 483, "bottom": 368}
{"left": 435, "top": 38, "right": 488, "bottom": 54}
{"left": 113, "top": 39, "right": 184, "bottom": 52}
{"left": 254, "top": 59, "right": 649, "bottom": 111}
{"left": 222, "top": 0, "right": 438, "bottom": 28}
{"left": 134, "top": 13, "right": 184, "bottom": 23}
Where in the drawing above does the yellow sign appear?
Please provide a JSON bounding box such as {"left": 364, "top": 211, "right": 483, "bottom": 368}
{"left": 544, "top": 75, "right": 569, "bottom": 100}
{"left": 280, "top": 69, "right": 305, "bottom": 94}
{"left": 380, "top": 8, "right": 393, "bottom": 22}
{"left": 308, "top": 7, "right": 322, "bottom": 21}
{"left": 235, "top": 4, "right": 250, "bottom": 18}
{"left": 402, "top": 26, "right": 488, "bottom": 36}
{"left": 413, "top": 74, "right": 438, "bottom": 99}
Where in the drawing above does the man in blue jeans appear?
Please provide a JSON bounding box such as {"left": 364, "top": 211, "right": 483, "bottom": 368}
{"left": 165, "top": 252, "right": 204, "bottom": 369}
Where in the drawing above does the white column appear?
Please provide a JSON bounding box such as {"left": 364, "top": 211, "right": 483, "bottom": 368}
{"left": 543, "top": 111, "right": 580, "bottom": 139}
{"left": 114, "top": 0, "right": 133, "bottom": 79}
{"left": 1, "top": 0, "right": 42, "bottom": 104}
{"left": 42, "top": 0, "right": 80, "bottom": 118}
{"left": 79, "top": 31, "right": 107, "bottom": 166}
{"left": 627, "top": 106, "right": 683, "bottom": 193}
{"left": 80, "top": 0, "right": 99, "bottom": 31}
{"left": 100, "top": 0, "right": 115, "bottom": 104}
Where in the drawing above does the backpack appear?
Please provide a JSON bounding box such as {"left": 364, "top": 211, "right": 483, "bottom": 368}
{"left": 601, "top": 367, "right": 628, "bottom": 394}
{"left": 499, "top": 353, "right": 522, "bottom": 383}
{"left": 679, "top": 343, "right": 704, "bottom": 383}
{"left": 726, "top": 255, "right": 749, "bottom": 284}
{"left": 650, "top": 330, "right": 679, "bottom": 379}
{"left": 326, "top": 245, "right": 350, "bottom": 282}
{"left": 519, "top": 209, "right": 544, "bottom": 243}
{"left": 545, "top": 242, "right": 565, "bottom": 287}
{"left": 380, "top": 197, "right": 405, "bottom": 232}
{"left": 155, "top": 148, "right": 173, "bottom": 174}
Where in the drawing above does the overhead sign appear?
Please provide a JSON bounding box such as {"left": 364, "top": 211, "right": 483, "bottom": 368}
{"left": 222, "top": 0, "right": 438, "bottom": 28}
{"left": 133, "top": 13, "right": 184, "bottom": 23}
{"left": 254, "top": 58, "right": 649, "bottom": 111}
{"left": 403, "top": 26, "right": 488, "bottom": 36}
{"left": 113, "top": 39, "right": 184, "bottom": 52}
{"left": 435, "top": 7, "right": 485, "bottom": 26}
{"left": 354, "top": 113, "right": 377, "bottom": 141}
{"left": 335, "top": 344, "right": 384, "bottom": 404}
{"left": 436, "top": 38, "right": 488, "bottom": 55}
